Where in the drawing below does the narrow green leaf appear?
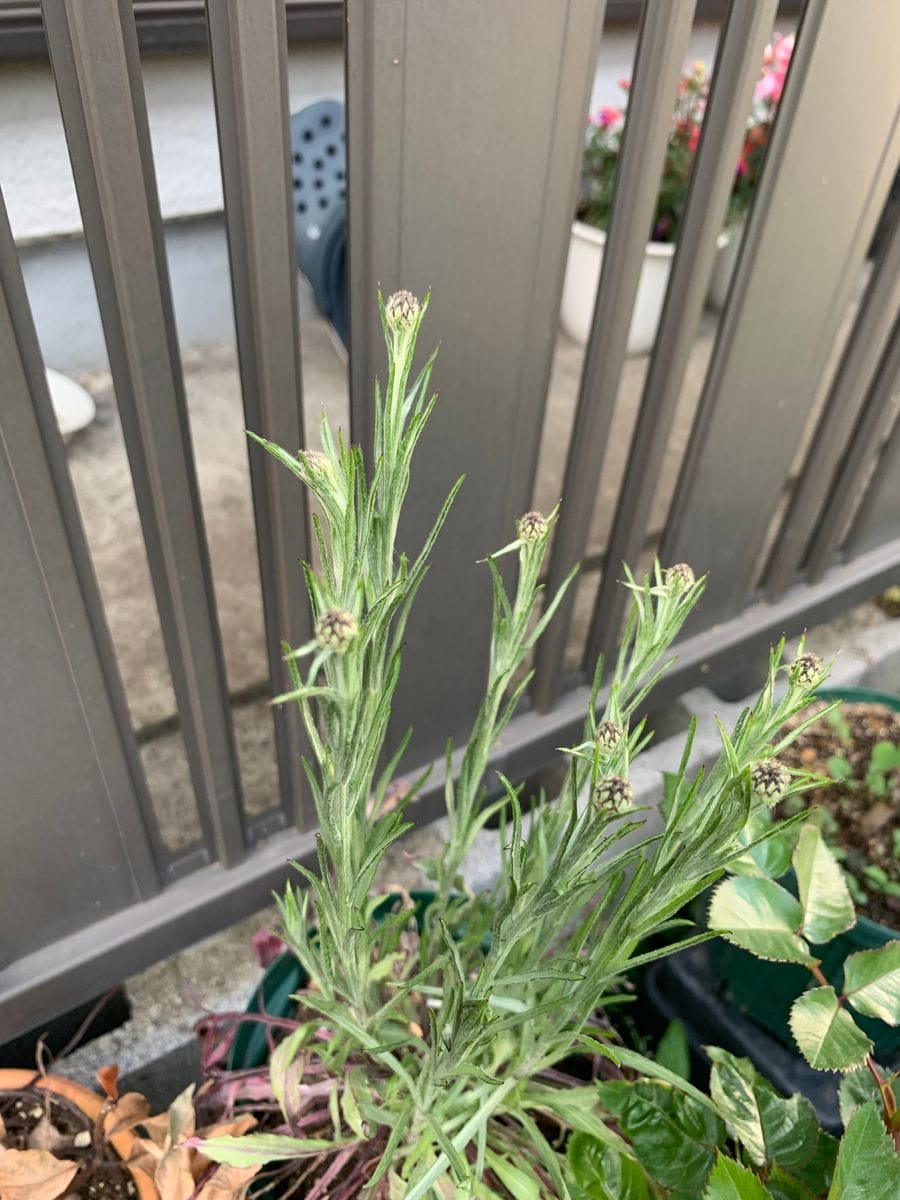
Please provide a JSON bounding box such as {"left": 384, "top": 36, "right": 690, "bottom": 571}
{"left": 703, "top": 1153, "right": 773, "bottom": 1199}
{"left": 827, "top": 1101, "right": 900, "bottom": 1200}
{"left": 843, "top": 941, "right": 900, "bottom": 1024}
{"left": 484, "top": 1149, "right": 541, "bottom": 1200}
{"left": 793, "top": 825, "right": 855, "bottom": 944}
{"left": 194, "top": 1132, "right": 355, "bottom": 1165}
{"left": 708, "top": 877, "right": 815, "bottom": 964}
{"left": 788, "top": 987, "right": 872, "bottom": 1071}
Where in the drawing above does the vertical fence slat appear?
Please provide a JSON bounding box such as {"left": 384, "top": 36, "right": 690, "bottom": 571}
{"left": 41, "top": 0, "right": 246, "bottom": 867}
{"left": 531, "top": 0, "right": 697, "bottom": 713}
{"left": 205, "top": 0, "right": 314, "bottom": 833}
{"left": 765, "top": 214, "right": 900, "bottom": 596}
{"left": 345, "top": 0, "right": 606, "bottom": 762}
{"left": 806, "top": 329, "right": 900, "bottom": 574}
{"left": 586, "top": 0, "right": 778, "bottom": 672}
{"left": 1, "top": 186, "right": 161, "bottom": 966}
{"left": 658, "top": 0, "right": 900, "bottom": 627}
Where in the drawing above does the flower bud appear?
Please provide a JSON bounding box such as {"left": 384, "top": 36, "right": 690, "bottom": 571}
{"left": 594, "top": 720, "right": 622, "bottom": 752}
{"left": 790, "top": 652, "right": 823, "bottom": 688}
{"left": 594, "top": 774, "right": 634, "bottom": 812}
{"left": 749, "top": 758, "right": 791, "bottom": 805}
{"left": 315, "top": 608, "right": 358, "bottom": 655}
{"left": 385, "top": 290, "right": 420, "bottom": 334}
{"left": 517, "top": 510, "right": 548, "bottom": 542}
{"left": 665, "top": 562, "right": 695, "bottom": 590}
{"left": 299, "top": 449, "right": 331, "bottom": 477}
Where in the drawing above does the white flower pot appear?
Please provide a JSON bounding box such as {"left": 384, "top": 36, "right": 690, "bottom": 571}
{"left": 707, "top": 224, "right": 743, "bottom": 314}
{"left": 559, "top": 221, "right": 675, "bottom": 355}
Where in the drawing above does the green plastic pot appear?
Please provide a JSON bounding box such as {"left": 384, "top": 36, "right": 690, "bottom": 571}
{"left": 709, "top": 685, "right": 900, "bottom": 1063}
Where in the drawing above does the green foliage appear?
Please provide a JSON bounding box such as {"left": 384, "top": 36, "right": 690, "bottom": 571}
{"left": 704, "top": 1155, "right": 773, "bottom": 1200}
{"left": 711, "top": 807, "right": 900, "bottom": 1080}
{"left": 707, "top": 1047, "right": 820, "bottom": 1172}
{"left": 655, "top": 1020, "right": 691, "bottom": 1082}
{"left": 789, "top": 987, "right": 873, "bottom": 1073}
{"left": 567, "top": 1051, "right": 849, "bottom": 1200}
{"left": 824, "top": 733, "right": 900, "bottom": 799}
{"left": 708, "top": 875, "right": 816, "bottom": 964}
{"left": 827, "top": 1102, "right": 900, "bottom": 1200}
{"left": 198, "top": 294, "right": 872, "bottom": 1195}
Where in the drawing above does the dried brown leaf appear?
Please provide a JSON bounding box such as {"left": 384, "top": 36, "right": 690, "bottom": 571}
{"left": 96, "top": 1065, "right": 120, "bottom": 1102}
{"left": 195, "top": 1162, "right": 262, "bottom": 1198}
{"left": 105, "top": 1092, "right": 152, "bottom": 1136}
{"left": 0, "top": 1146, "right": 78, "bottom": 1199}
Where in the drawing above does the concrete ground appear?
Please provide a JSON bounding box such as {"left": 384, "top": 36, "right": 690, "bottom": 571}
{"left": 63, "top": 299, "right": 884, "bottom": 852}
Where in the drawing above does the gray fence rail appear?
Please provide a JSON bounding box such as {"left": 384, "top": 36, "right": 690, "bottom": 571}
{"left": 1, "top": 0, "right": 898, "bottom": 1040}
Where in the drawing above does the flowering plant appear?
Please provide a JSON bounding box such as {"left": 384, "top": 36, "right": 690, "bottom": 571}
{"left": 725, "top": 33, "right": 795, "bottom": 229}
{"left": 578, "top": 34, "right": 795, "bottom": 243}
{"left": 174, "top": 291, "right": 899, "bottom": 1198}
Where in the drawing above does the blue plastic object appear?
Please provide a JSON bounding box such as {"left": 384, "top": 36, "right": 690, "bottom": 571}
{"left": 289, "top": 99, "right": 347, "bottom": 345}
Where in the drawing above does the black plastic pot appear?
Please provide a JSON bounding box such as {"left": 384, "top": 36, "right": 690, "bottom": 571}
{"left": 644, "top": 945, "right": 845, "bottom": 1133}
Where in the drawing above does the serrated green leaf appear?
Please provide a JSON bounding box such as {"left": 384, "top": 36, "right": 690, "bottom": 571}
{"left": 838, "top": 1065, "right": 899, "bottom": 1127}
{"left": 789, "top": 987, "right": 872, "bottom": 1071}
{"left": 793, "top": 825, "right": 855, "bottom": 944}
{"left": 827, "top": 1101, "right": 900, "bottom": 1200}
{"left": 703, "top": 1154, "right": 773, "bottom": 1199}
{"left": 708, "top": 877, "right": 815, "bottom": 964}
{"left": 565, "top": 1133, "right": 649, "bottom": 1200}
{"left": 707, "top": 1047, "right": 819, "bottom": 1171}
{"left": 843, "top": 941, "right": 900, "bottom": 1024}
{"left": 597, "top": 1080, "right": 725, "bottom": 1192}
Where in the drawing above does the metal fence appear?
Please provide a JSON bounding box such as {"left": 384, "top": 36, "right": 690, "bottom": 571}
{"left": 1, "top": 0, "right": 898, "bottom": 1040}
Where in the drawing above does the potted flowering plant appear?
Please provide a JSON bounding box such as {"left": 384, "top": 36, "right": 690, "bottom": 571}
{"left": 708, "top": 31, "right": 795, "bottom": 310}
{"left": 169, "top": 291, "right": 899, "bottom": 1197}
{"left": 560, "top": 62, "right": 709, "bottom": 352}
{"left": 561, "top": 34, "right": 796, "bottom": 345}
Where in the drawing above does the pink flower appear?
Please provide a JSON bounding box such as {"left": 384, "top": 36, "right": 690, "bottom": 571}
{"left": 595, "top": 105, "right": 624, "bottom": 129}
{"left": 618, "top": 77, "right": 631, "bottom": 91}
{"left": 688, "top": 123, "right": 701, "bottom": 154}
{"left": 773, "top": 33, "right": 795, "bottom": 67}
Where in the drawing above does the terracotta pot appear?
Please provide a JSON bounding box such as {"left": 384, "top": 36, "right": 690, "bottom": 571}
{"left": 0, "top": 1069, "right": 158, "bottom": 1199}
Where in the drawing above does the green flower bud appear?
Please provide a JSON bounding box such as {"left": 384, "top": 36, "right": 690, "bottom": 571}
{"left": 665, "top": 562, "right": 695, "bottom": 590}
{"left": 315, "top": 608, "right": 358, "bottom": 655}
{"left": 790, "top": 652, "right": 823, "bottom": 688}
{"left": 517, "top": 510, "right": 548, "bottom": 542}
{"left": 594, "top": 720, "right": 622, "bottom": 752}
{"left": 594, "top": 774, "right": 634, "bottom": 812}
{"left": 299, "top": 449, "right": 331, "bottom": 475}
{"left": 385, "top": 290, "right": 420, "bottom": 333}
{"left": 749, "top": 758, "right": 791, "bottom": 805}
